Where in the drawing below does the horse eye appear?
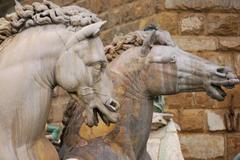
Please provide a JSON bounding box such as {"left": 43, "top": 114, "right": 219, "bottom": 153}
{"left": 94, "top": 63, "right": 102, "bottom": 70}
{"left": 101, "top": 62, "right": 107, "bottom": 70}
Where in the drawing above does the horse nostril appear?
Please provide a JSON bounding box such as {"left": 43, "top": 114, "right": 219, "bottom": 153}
{"left": 110, "top": 101, "right": 116, "bottom": 107}
{"left": 105, "top": 98, "right": 119, "bottom": 112}
{"left": 217, "top": 67, "right": 225, "bottom": 73}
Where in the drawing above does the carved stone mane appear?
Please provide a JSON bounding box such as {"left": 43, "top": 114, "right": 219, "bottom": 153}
{"left": 105, "top": 27, "right": 176, "bottom": 62}
{"left": 0, "top": 0, "right": 101, "bottom": 44}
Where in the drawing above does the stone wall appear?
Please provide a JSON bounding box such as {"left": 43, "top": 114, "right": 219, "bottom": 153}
{"left": 3, "top": 0, "right": 240, "bottom": 159}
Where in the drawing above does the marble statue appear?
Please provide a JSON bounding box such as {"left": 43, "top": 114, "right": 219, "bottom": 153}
{"left": 0, "top": 1, "right": 119, "bottom": 160}
{"left": 59, "top": 28, "right": 239, "bottom": 160}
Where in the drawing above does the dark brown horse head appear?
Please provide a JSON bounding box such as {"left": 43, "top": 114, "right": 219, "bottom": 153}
{"left": 139, "top": 31, "right": 239, "bottom": 101}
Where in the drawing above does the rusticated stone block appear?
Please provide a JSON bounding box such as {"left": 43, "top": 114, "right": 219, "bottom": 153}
{"left": 196, "top": 51, "right": 234, "bottom": 68}
{"left": 214, "top": 90, "right": 232, "bottom": 108}
{"left": 165, "top": 93, "right": 193, "bottom": 109}
{"left": 62, "top": 0, "right": 75, "bottom": 5}
{"left": 227, "top": 133, "right": 240, "bottom": 160}
{"left": 194, "top": 92, "right": 215, "bottom": 108}
{"left": 180, "top": 13, "right": 205, "bottom": 35}
{"left": 103, "top": 7, "right": 123, "bottom": 28}
{"left": 139, "top": 12, "right": 178, "bottom": 35}
{"left": 106, "top": 0, "right": 155, "bottom": 29}
{"left": 108, "top": 0, "right": 124, "bottom": 8}
{"left": 74, "top": 0, "right": 89, "bottom": 9}
{"left": 87, "top": 0, "right": 109, "bottom": 13}
{"left": 165, "top": 0, "right": 240, "bottom": 11}
{"left": 229, "top": 85, "right": 240, "bottom": 108}
{"left": 157, "top": 12, "right": 178, "bottom": 34}
{"left": 173, "top": 36, "right": 217, "bottom": 51}
{"left": 179, "top": 109, "right": 205, "bottom": 131}
{"left": 218, "top": 37, "right": 240, "bottom": 51}
{"left": 207, "top": 14, "right": 239, "bottom": 36}
{"left": 206, "top": 110, "right": 226, "bottom": 131}
{"left": 130, "top": 0, "right": 156, "bottom": 20}
{"left": 101, "top": 20, "right": 140, "bottom": 45}
{"left": 180, "top": 134, "right": 225, "bottom": 159}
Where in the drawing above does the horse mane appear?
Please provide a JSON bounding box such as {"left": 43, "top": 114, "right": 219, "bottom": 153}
{"left": 105, "top": 25, "right": 176, "bottom": 62}
{"left": 0, "top": 0, "right": 101, "bottom": 45}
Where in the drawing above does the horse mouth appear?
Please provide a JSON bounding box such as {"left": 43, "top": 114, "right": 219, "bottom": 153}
{"left": 209, "top": 85, "right": 226, "bottom": 101}
{"left": 208, "top": 79, "right": 239, "bottom": 101}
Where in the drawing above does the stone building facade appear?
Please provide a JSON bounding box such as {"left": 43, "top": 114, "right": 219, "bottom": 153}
{"left": 1, "top": 0, "right": 240, "bottom": 159}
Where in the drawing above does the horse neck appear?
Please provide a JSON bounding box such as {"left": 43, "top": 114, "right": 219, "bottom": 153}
{"left": 110, "top": 48, "right": 148, "bottom": 100}
{"left": 109, "top": 49, "right": 153, "bottom": 124}
{"left": 0, "top": 25, "right": 70, "bottom": 88}
{"left": 109, "top": 49, "right": 154, "bottom": 156}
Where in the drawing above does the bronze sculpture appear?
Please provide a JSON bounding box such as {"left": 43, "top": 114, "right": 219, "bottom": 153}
{"left": 0, "top": 1, "right": 119, "bottom": 159}
{"left": 59, "top": 29, "right": 239, "bottom": 160}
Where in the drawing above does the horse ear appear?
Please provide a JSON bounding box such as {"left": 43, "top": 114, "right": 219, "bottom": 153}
{"left": 141, "top": 31, "right": 157, "bottom": 56}
{"left": 14, "top": 0, "right": 21, "bottom": 5}
{"left": 66, "top": 21, "right": 107, "bottom": 48}
{"left": 79, "top": 20, "right": 107, "bottom": 38}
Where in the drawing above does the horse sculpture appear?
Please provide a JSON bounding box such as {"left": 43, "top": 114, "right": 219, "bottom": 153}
{"left": 59, "top": 28, "right": 239, "bottom": 160}
{"left": 0, "top": 1, "right": 119, "bottom": 160}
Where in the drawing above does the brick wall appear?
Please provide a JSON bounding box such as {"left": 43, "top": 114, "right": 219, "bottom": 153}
{"left": 4, "top": 0, "right": 240, "bottom": 159}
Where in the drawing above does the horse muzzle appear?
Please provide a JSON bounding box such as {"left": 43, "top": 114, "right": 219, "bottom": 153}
{"left": 206, "top": 67, "right": 240, "bottom": 101}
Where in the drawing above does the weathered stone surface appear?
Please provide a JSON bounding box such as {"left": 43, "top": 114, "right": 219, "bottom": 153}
{"left": 194, "top": 92, "right": 215, "bottom": 108}
{"left": 157, "top": 12, "right": 178, "bottom": 35}
{"left": 150, "top": 126, "right": 167, "bottom": 139}
{"left": 52, "top": 87, "right": 69, "bottom": 98}
{"left": 180, "top": 13, "right": 205, "bottom": 35}
{"left": 229, "top": 85, "right": 240, "bottom": 108}
{"left": 139, "top": 12, "right": 178, "bottom": 34}
{"left": 206, "top": 110, "right": 226, "bottom": 131}
{"left": 207, "top": 14, "right": 240, "bottom": 36}
{"left": 87, "top": 0, "right": 109, "bottom": 13}
{"left": 233, "top": 54, "right": 240, "bottom": 78}
{"left": 179, "top": 109, "right": 205, "bottom": 131}
{"left": 130, "top": 0, "right": 156, "bottom": 20}
{"left": 108, "top": 0, "right": 124, "bottom": 8}
{"left": 49, "top": 96, "right": 70, "bottom": 123}
{"left": 62, "top": 0, "right": 76, "bottom": 5}
{"left": 214, "top": 90, "right": 232, "bottom": 108}
{"left": 107, "top": 0, "right": 155, "bottom": 28}
{"left": 165, "top": 93, "right": 193, "bottom": 109}
{"left": 173, "top": 36, "right": 217, "bottom": 51}
{"left": 218, "top": 37, "right": 240, "bottom": 51}
{"left": 180, "top": 134, "right": 225, "bottom": 159}
{"left": 196, "top": 52, "right": 234, "bottom": 68}
{"left": 165, "top": 0, "right": 240, "bottom": 11}
{"left": 74, "top": 0, "right": 89, "bottom": 9}
{"left": 227, "top": 133, "right": 240, "bottom": 160}
{"left": 101, "top": 20, "right": 140, "bottom": 44}
{"left": 164, "top": 109, "right": 179, "bottom": 123}
{"left": 147, "top": 138, "right": 160, "bottom": 160}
